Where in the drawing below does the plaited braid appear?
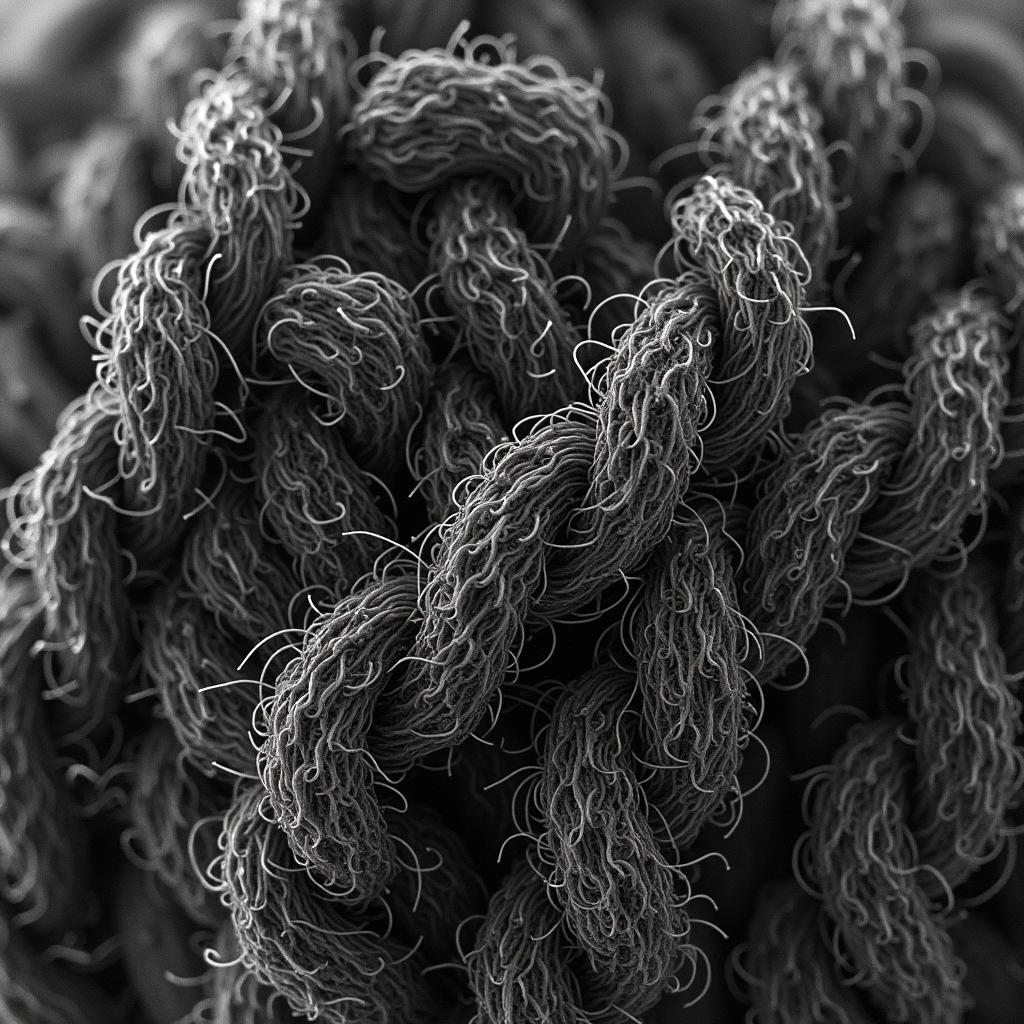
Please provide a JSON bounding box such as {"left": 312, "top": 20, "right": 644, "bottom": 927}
{"left": 0, "top": 4, "right": 960, "bottom": 1023}
{"left": 446, "top": 8, "right": 923, "bottom": 1017}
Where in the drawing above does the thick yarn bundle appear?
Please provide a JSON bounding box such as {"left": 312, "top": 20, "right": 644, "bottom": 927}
{"left": 2, "top": 0, "right": 1023, "bottom": 1022}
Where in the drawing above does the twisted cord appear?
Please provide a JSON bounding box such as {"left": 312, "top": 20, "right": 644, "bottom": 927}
{"left": 745, "top": 555, "right": 1024, "bottom": 1023}
{"left": 734, "top": 880, "right": 875, "bottom": 1023}
{"left": 795, "top": 718, "right": 968, "bottom": 1023}
{"left": 533, "top": 665, "right": 696, "bottom": 1019}
{"left": 229, "top": 0, "right": 348, "bottom": 217}
{"left": 773, "top": 0, "right": 909, "bottom": 224}
{"left": 630, "top": 499, "right": 756, "bottom": 851}
{"left": 900, "top": 560, "right": 1024, "bottom": 895}
{"left": 179, "top": 475, "right": 301, "bottom": 644}
{"left": 7, "top": 385, "right": 133, "bottom": 744}
{"left": 251, "top": 385, "right": 396, "bottom": 602}
{"left": 257, "top": 571, "right": 420, "bottom": 902}
{"left": 429, "top": 176, "right": 589, "bottom": 423}
{"left": 696, "top": 58, "right": 837, "bottom": 288}
{"left": 174, "top": 72, "right": 303, "bottom": 350}
{"left": 92, "top": 217, "right": 220, "bottom": 562}
{"left": 214, "top": 782, "right": 468, "bottom": 1024}
{"left": 411, "top": 361, "right": 505, "bottom": 525}
{"left": 741, "top": 287, "right": 1010, "bottom": 682}
{"left": 142, "top": 580, "right": 268, "bottom": 779}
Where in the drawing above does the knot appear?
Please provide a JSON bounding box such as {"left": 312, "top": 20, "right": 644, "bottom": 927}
{"left": 346, "top": 37, "right": 614, "bottom": 250}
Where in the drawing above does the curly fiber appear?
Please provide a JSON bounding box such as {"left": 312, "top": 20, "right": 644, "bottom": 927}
{"left": 0, "top": 906, "right": 119, "bottom": 1024}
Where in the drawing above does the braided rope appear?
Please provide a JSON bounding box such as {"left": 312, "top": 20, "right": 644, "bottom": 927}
{"left": 6, "top": 1, "right": 1010, "bottom": 1021}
